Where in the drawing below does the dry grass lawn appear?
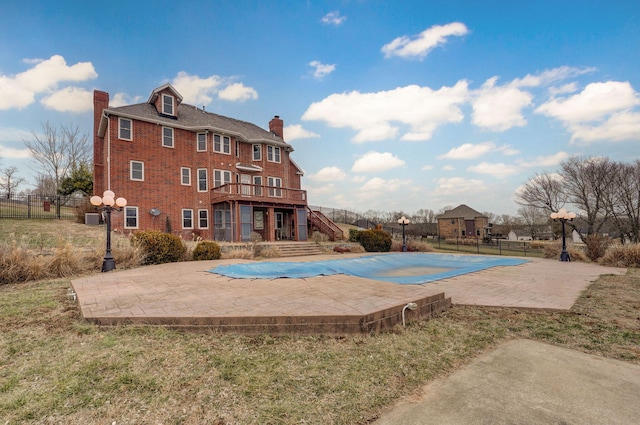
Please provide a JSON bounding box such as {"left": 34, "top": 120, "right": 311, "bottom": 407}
{"left": 0, "top": 220, "right": 639, "bottom": 424}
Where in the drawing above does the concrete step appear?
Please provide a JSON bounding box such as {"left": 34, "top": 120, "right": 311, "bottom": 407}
{"left": 262, "top": 242, "right": 325, "bottom": 257}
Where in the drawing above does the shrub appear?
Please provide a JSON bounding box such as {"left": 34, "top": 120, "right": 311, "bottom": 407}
{"left": 583, "top": 234, "right": 612, "bottom": 261}
{"left": 131, "top": 231, "right": 186, "bottom": 265}
{"left": 192, "top": 241, "right": 222, "bottom": 261}
{"left": 543, "top": 243, "right": 588, "bottom": 262}
{"left": 391, "top": 239, "right": 433, "bottom": 252}
{"left": 600, "top": 243, "right": 640, "bottom": 268}
{"left": 348, "top": 228, "right": 360, "bottom": 242}
{"left": 358, "top": 229, "right": 392, "bottom": 252}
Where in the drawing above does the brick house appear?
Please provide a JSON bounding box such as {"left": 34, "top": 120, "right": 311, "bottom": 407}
{"left": 93, "top": 84, "right": 310, "bottom": 242}
{"left": 436, "top": 204, "right": 490, "bottom": 239}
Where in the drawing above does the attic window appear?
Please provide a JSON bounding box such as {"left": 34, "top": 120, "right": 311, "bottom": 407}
{"left": 162, "top": 94, "right": 174, "bottom": 116}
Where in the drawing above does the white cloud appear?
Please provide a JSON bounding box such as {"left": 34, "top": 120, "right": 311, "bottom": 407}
{"left": 467, "top": 161, "right": 519, "bottom": 177}
{"left": 171, "top": 72, "right": 258, "bottom": 104}
{"left": 442, "top": 165, "right": 455, "bottom": 171}
{"left": 421, "top": 165, "right": 433, "bottom": 171}
{"left": 40, "top": 86, "right": 93, "bottom": 112}
{"left": 381, "top": 22, "right": 468, "bottom": 59}
{"left": 284, "top": 124, "right": 319, "bottom": 141}
{"left": 519, "top": 151, "right": 570, "bottom": 168}
{"left": 358, "top": 177, "right": 412, "bottom": 200}
{"left": 535, "top": 81, "right": 640, "bottom": 143}
{"left": 512, "top": 66, "right": 595, "bottom": 88}
{"left": 110, "top": 92, "right": 142, "bottom": 107}
{"left": 218, "top": 83, "right": 258, "bottom": 102}
{"left": 321, "top": 11, "right": 346, "bottom": 26}
{"left": 352, "top": 151, "right": 405, "bottom": 173}
{"left": 0, "top": 127, "right": 32, "bottom": 143}
{"left": 0, "top": 55, "right": 97, "bottom": 110}
{"left": 302, "top": 81, "right": 469, "bottom": 143}
{"left": 308, "top": 166, "right": 347, "bottom": 182}
{"left": 433, "top": 176, "right": 487, "bottom": 196}
{"left": 309, "top": 61, "right": 336, "bottom": 80}
{"left": 171, "top": 72, "right": 222, "bottom": 105}
{"left": 471, "top": 77, "right": 533, "bottom": 131}
{"left": 0, "top": 145, "right": 30, "bottom": 159}
{"left": 439, "top": 141, "right": 492, "bottom": 160}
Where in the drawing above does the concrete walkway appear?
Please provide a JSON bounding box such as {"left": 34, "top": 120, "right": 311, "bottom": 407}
{"left": 374, "top": 339, "right": 640, "bottom": 425}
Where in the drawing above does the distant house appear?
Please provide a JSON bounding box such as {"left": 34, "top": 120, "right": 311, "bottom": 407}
{"left": 93, "top": 84, "right": 312, "bottom": 242}
{"left": 437, "top": 204, "right": 490, "bottom": 239}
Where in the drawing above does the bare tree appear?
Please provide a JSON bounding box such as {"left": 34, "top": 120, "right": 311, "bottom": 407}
{"left": 516, "top": 172, "right": 564, "bottom": 213}
{"left": 560, "top": 156, "right": 616, "bottom": 238}
{"left": 517, "top": 205, "right": 548, "bottom": 240}
{"left": 23, "top": 121, "right": 91, "bottom": 194}
{"left": 0, "top": 166, "right": 25, "bottom": 198}
{"left": 604, "top": 160, "right": 640, "bottom": 243}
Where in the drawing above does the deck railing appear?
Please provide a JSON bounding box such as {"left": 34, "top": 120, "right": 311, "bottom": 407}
{"left": 210, "top": 183, "right": 307, "bottom": 205}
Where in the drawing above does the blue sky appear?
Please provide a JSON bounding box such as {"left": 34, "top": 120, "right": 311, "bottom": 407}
{"left": 1, "top": 0, "right": 639, "bottom": 216}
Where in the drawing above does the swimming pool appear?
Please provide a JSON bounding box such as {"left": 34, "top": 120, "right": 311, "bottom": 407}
{"left": 209, "top": 253, "right": 528, "bottom": 285}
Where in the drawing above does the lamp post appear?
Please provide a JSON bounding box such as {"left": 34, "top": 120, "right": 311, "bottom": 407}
{"left": 550, "top": 208, "right": 576, "bottom": 262}
{"left": 397, "top": 216, "right": 410, "bottom": 252}
{"left": 90, "top": 190, "right": 127, "bottom": 272}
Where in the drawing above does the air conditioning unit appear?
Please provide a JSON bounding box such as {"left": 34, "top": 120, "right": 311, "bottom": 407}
{"left": 85, "top": 213, "right": 100, "bottom": 225}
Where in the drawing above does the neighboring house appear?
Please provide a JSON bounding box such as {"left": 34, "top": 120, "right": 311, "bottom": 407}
{"left": 508, "top": 230, "right": 533, "bottom": 241}
{"left": 93, "top": 84, "right": 309, "bottom": 242}
{"left": 437, "top": 204, "right": 490, "bottom": 239}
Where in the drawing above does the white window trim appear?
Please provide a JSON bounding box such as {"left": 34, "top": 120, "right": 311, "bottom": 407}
{"left": 162, "top": 93, "right": 174, "bottom": 116}
{"left": 253, "top": 144, "right": 262, "bottom": 161}
{"left": 197, "top": 132, "right": 207, "bottom": 152}
{"left": 214, "top": 169, "right": 232, "bottom": 188}
{"left": 198, "top": 209, "right": 209, "bottom": 229}
{"left": 197, "top": 168, "right": 208, "bottom": 192}
{"left": 268, "top": 176, "right": 282, "bottom": 197}
{"left": 162, "top": 127, "right": 174, "bottom": 148}
{"left": 181, "top": 167, "right": 191, "bottom": 186}
{"left": 182, "top": 209, "right": 194, "bottom": 229}
{"left": 214, "top": 134, "right": 231, "bottom": 155}
{"left": 267, "top": 145, "right": 281, "bottom": 163}
{"left": 118, "top": 117, "right": 132, "bottom": 141}
{"left": 124, "top": 206, "right": 139, "bottom": 229}
{"left": 130, "top": 160, "right": 144, "bottom": 181}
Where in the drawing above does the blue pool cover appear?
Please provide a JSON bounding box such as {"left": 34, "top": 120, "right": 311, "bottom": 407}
{"left": 209, "top": 253, "right": 528, "bottom": 285}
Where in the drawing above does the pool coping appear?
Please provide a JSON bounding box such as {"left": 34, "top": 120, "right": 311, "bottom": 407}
{"left": 70, "top": 253, "right": 627, "bottom": 334}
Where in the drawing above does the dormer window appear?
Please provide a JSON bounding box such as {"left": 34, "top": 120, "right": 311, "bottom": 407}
{"left": 162, "top": 94, "right": 174, "bottom": 116}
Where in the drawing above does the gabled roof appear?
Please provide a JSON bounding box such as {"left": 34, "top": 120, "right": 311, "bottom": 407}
{"left": 437, "top": 204, "right": 487, "bottom": 220}
{"left": 98, "top": 86, "right": 293, "bottom": 151}
{"left": 147, "top": 83, "right": 183, "bottom": 104}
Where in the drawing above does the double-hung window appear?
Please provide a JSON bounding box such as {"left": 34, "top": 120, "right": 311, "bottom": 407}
{"left": 182, "top": 209, "right": 194, "bottom": 229}
{"left": 198, "top": 209, "right": 209, "bottom": 229}
{"left": 214, "top": 170, "right": 232, "bottom": 191}
{"left": 197, "top": 133, "right": 207, "bottom": 151}
{"left": 197, "top": 168, "right": 208, "bottom": 192}
{"left": 253, "top": 176, "right": 263, "bottom": 196}
{"left": 181, "top": 167, "right": 191, "bottom": 186}
{"left": 253, "top": 144, "right": 261, "bottom": 161}
{"left": 268, "top": 176, "right": 282, "bottom": 197}
{"left": 267, "top": 145, "right": 281, "bottom": 163}
{"left": 162, "top": 94, "right": 174, "bottom": 116}
{"left": 162, "top": 127, "right": 174, "bottom": 148}
{"left": 214, "top": 134, "right": 231, "bottom": 154}
{"left": 124, "top": 206, "right": 138, "bottom": 229}
{"left": 119, "top": 118, "right": 132, "bottom": 140}
{"left": 130, "top": 161, "right": 144, "bottom": 181}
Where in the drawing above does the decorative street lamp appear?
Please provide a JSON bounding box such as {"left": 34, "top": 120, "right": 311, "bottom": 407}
{"left": 90, "top": 190, "right": 127, "bottom": 272}
{"left": 550, "top": 208, "right": 576, "bottom": 262}
{"left": 397, "top": 216, "right": 410, "bottom": 252}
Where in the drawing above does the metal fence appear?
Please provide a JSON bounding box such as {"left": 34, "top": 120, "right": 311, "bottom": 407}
{"left": 431, "top": 237, "right": 544, "bottom": 257}
{"left": 0, "top": 194, "right": 86, "bottom": 220}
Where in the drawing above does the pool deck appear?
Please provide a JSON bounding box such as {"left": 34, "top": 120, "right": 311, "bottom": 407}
{"left": 70, "top": 253, "right": 627, "bottom": 334}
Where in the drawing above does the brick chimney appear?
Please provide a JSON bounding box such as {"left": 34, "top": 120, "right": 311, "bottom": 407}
{"left": 269, "top": 115, "right": 284, "bottom": 139}
{"left": 93, "top": 90, "right": 109, "bottom": 196}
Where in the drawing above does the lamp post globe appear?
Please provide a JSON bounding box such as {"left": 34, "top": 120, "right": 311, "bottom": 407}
{"left": 397, "top": 216, "right": 410, "bottom": 252}
{"left": 92, "top": 190, "right": 127, "bottom": 272}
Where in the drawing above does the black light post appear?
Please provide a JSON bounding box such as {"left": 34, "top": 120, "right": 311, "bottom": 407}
{"left": 91, "top": 190, "right": 127, "bottom": 272}
{"left": 550, "top": 208, "right": 575, "bottom": 262}
{"left": 397, "top": 216, "right": 410, "bottom": 252}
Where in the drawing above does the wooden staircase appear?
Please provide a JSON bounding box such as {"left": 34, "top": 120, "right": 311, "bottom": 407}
{"left": 261, "top": 242, "right": 326, "bottom": 257}
{"left": 307, "top": 209, "right": 344, "bottom": 241}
